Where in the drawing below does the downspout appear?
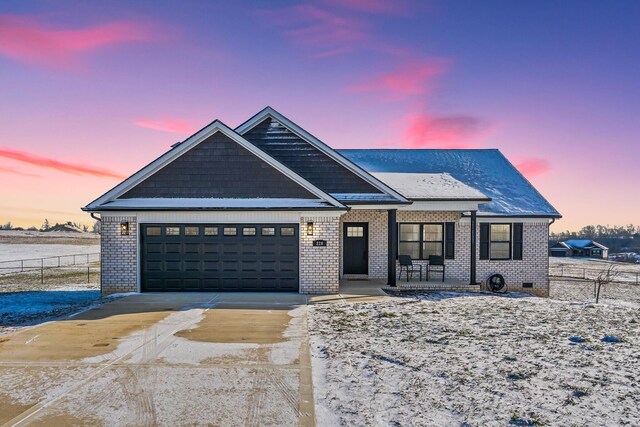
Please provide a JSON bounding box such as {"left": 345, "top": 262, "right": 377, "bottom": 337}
{"left": 90, "top": 212, "right": 101, "bottom": 222}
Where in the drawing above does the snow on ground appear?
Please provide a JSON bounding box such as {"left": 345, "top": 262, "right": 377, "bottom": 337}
{"left": 0, "top": 288, "right": 111, "bottom": 336}
{"left": 309, "top": 292, "right": 640, "bottom": 426}
{"left": 0, "top": 244, "right": 98, "bottom": 263}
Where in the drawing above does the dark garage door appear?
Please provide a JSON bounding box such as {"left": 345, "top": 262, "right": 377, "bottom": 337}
{"left": 141, "top": 224, "right": 299, "bottom": 292}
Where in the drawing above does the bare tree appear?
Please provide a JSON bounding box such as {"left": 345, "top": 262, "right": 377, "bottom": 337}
{"left": 594, "top": 265, "right": 618, "bottom": 304}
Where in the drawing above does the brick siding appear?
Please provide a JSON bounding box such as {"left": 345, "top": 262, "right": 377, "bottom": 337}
{"left": 299, "top": 216, "right": 341, "bottom": 294}
{"left": 101, "top": 216, "right": 138, "bottom": 295}
{"left": 337, "top": 210, "right": 550, "bottom": 297}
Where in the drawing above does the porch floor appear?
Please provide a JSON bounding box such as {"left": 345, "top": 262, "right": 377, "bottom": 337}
{"left": 340, "top": 278, "right": 482, "bottom": 294}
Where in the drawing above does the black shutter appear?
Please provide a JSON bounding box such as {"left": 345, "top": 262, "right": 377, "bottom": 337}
{"left": 445, "top": 222, "right": 455, "bottom": 259}
{"left": 513, "top": 223, "right": 524, "bottom": 260}
{"left": 480, "top": 223, "right": 490, "bottom": 260}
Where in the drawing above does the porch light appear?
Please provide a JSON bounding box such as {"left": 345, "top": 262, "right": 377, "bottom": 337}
{"left": 120, "top": 221, "right": 130, "bottom": 236}
{"left": 306, "top": 221, "right": 314, "bottom": 236}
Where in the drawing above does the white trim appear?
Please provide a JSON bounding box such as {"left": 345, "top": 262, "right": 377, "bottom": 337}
{"left": 400, "top": 201, "right": 483, "bottom": 212}
{"left": 235, "top": 107, "right": 409, "bottom": 203}
{"left": 459, "top": 217, "right": 551, "bottom": 225}
{"left": 347, "top": 204, "right": 410, "bottom": 210}
{"left": 85, "top": 120, "right": 344, "bottom": 210}
{"left": 105, "top": 210, "right": 344, "bottom": 224}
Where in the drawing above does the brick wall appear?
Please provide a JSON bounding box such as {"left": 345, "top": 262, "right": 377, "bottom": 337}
{"left": 101, "top": 216, "right": 138, "bottom": 295}
{"left": 338, "top": 209, "right": 550, "bottom": 297}
{"left": 473, "top": 221, "right": 550, "bottom": 297}
{"left": 299, "top": 216, "right": 341, "bottom": 294}
{"left": 339, "top": 210, "right": 388, "bottom": 279}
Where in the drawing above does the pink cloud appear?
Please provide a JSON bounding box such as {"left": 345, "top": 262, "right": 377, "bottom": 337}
{"left": 134, "top": 118, "right": 197, "bottom": 135}
{"left": 0, "top": 14, "right": 158, "bottom": 68}
{"left": 347, "top": 59, "right": 449, "bottom": 102}
{"left": 514, "top": 157, "right": 551, "bottom": 178}
{"left": 0, "top": 165, "right": 40, "bottom": 178}
{"left": 257, "top": 5, "right": 370, "bottom": 57}
{"left": 401, "top": 113, "right": 489, "bottom": 148}
{"left": 0, "top": 147, "right": 124, "bottom": 179}
{"left": 320, "top": 0, "right": 408, "bottom": 15}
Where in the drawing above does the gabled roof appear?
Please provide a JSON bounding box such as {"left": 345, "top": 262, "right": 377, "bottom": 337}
{"left": 339, "top": 149, "right": 561, "bottom": 218}
{"left": 235, "top": 107, "right": 409, "bottom": 205}
{"left": 371, "top": 173, "right": 490, "bottom": 201}
{"left": 564, "top": 240, "right": 608, "bottom": 250}
{"left": 84, "top": 120, "right": 345, "bottom": 212}
{"left": 550, "top": 242, "right": 572, "bottom": 250}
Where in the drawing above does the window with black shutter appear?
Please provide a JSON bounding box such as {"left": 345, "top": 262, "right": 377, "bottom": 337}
{"left": 480, "top": 223, "right": 490, "bottom": 260}
{"left": 513, "top": 223, "right": 524, "bottom": 260}
{"left": 445, "top": 222, "right": 455, "bottom": 259}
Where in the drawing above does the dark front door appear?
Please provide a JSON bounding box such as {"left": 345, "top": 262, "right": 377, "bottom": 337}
{"left": 343, "top": 222, "right": 368, "bottom": 274}
{"left": 141, "top": 224, "right": 299, "bottom": 292}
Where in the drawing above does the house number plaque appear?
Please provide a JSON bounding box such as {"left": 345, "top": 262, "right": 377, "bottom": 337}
{"left": 313, "top": 240, "right": 327, "bottom": 247}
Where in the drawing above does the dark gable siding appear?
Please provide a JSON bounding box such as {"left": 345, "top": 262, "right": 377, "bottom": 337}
{"left": 120, "top": 132, "right": 317, "bottom": 199}
{"left": 242, "top": 118, "right": 383, "bottom": 194}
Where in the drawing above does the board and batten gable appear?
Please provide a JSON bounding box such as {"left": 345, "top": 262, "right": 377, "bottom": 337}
{"left": 120, "top": 131, "right": 317, "bottom": 200}
{"left": 241, "top": 117, "right": 384, "bottom": 195}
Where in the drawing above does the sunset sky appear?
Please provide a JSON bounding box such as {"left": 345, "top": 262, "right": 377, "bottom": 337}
{"left": 1, "top": 0, "right": 638, "bottom": 231}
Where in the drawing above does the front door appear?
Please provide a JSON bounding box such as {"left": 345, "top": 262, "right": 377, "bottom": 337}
{"left": 343, "top": 223, "right": 368, "bottom": 274}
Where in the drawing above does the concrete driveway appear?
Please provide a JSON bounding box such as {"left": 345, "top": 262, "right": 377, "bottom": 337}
{"left": 0, "top": 293, "right": 314, "bottom": 426}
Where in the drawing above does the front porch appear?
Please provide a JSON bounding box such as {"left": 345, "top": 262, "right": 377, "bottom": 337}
{"left": 340, "top": 278, "right": 482, "bottom": 294}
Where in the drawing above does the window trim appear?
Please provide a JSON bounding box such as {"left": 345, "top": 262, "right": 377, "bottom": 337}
{"left": 489, "top": 223, "right": 512, "bottom": 261}
{"left": 398, "top": 222, "right": 444, "bottom": 260}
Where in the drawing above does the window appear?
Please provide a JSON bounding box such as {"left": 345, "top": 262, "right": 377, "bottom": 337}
{"left": 399, "top": 223, "right": 444, "bottom": 260}
{"left": 490, "top": 224, "right": 511, "bottom": 260}
{"left": 204, "top": 226, "right": 218, "bottom": 236}
{"left": 223, "top": 227, "right": 237, "bottom": 236}
{"left": 261, "top": 227, "right": 275, "bottom": 236}
{"left": 166, "top": 226, "right": 180, "bottom": 236}
{"left": 281, "top": 227, "right": 295, "bottom": 236}
{"left": 423, "top": 224, "right": 443, "bottom": 258}
{"left": 399, "top": 224, "right": 420, "bottom": 259}
{"left": 146, "top": 227, "right": 161, "bottom": 236}
{"left": 346, "top": 226, "right": 364, "bottom": 237}
{"left": 242, "top": 227, "right": 256, "bottom": 236}
{"left": 185, "top": 226, "right": 199, "bottom": 236}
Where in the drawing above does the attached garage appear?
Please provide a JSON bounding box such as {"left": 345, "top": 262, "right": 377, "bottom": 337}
{"left": 141, "top": 224, "right": 299, "bottom": 292}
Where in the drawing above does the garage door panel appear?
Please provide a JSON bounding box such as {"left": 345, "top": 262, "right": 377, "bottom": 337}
{"left": 184, "top": 243, "right": 200, "bottom": 254}
{"left": 183, "top": 278, "right": 201, "bottom": 290}
{"left": 165, "top": 243, "right": 181, "bottom": 254}
{"left": 141, "top": 223, "right": 299, "bottom": 292}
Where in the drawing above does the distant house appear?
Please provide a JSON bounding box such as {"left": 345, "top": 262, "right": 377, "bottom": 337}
{"left": 550, "top": 240, "right": 609, "bottom": 259}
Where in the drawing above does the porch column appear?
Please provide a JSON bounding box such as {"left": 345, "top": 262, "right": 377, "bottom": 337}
{"left": 470, "top": 210, "right": 477, "bottom": 285}
{"left": 387, "top": 209, "right": 397, "bottom": 287}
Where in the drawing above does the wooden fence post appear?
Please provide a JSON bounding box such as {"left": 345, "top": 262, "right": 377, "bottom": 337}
{"left": 40, "top": 258, "right": 44, "bottom": 284}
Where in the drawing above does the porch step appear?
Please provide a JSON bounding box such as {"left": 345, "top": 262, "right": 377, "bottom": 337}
{"left": 383, "top": 283, "right": 482, "bottom": 292}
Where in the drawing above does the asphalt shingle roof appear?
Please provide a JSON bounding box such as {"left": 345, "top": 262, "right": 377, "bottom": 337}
{"left": 338, "top": 149, "right": 560, "bottom": 217}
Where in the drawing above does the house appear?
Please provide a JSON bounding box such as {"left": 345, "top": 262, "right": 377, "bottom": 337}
{"left": 84, "top": 107, "right": 561, "bottom": 297}
{"left": 550, "top": 240, "right": 608, "bottom": 259}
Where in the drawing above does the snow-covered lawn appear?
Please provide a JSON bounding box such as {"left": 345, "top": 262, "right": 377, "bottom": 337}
{"left": 0, "top": 244, "right": 98, "bottom": 263}
{"left": 0, "top": 288, "right": 104, "bottom": 336}
{"left": 309, "top": 293, "right": 640, "bottom": 426}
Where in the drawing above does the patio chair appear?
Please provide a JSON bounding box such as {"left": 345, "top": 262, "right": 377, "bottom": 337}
{"left": 398, "top": 255, "right": 422, "bottom": 282}
{"left": 427, "top": 255, "right": 445, "bottom": 282}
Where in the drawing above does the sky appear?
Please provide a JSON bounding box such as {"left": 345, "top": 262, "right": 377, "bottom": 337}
{"left": 1, "top": 0, "right": 638, "bottom": 232}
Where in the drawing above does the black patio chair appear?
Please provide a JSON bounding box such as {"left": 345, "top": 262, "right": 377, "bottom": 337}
{"left": 427, "top": 255, "right": 445, "bottom": 282}
{"left": 398, "top": 255, "right": 422, "bottom": 282}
